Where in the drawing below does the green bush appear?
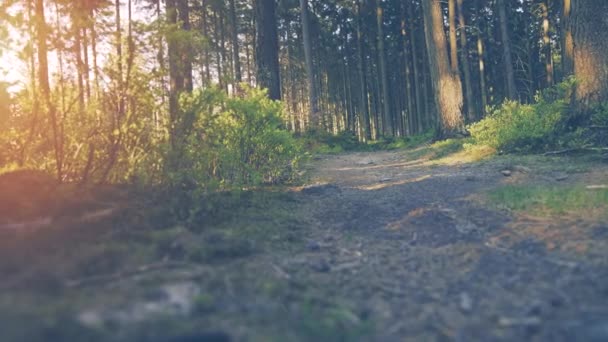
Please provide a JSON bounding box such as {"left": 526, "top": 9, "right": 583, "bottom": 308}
{"left": 164, "top": 86, "right": 303, "bottom": 192}
{"left": 468, "top": 79, "right": 575, "bottom": 153}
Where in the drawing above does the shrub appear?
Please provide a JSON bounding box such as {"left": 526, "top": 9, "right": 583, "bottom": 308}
{"left": 468, "top": 79, "right": 575, "bottom": 153}
{"left": 164, "top": 86, "right": 303, "bottom": 192}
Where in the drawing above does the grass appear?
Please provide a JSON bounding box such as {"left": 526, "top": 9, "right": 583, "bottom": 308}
{"left": 488, "top": 185, "right": 608, "bottom": 216}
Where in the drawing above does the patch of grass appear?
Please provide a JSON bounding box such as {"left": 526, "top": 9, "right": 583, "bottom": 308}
{"left": 295, "top": 303, "right": 374, "bottom": 342}
{"left": 488, "top": 185, "right": 608, "bottom": 216}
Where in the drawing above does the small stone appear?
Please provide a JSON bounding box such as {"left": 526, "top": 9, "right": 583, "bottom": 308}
{"left": 459, "top": 292, "right": 473, "bottom": 312}
{"left": 554, "top": 173, "right": 569, "bottom": 181}
{"left": 501, "top": 170, "right": 512, "bottom": 177}
{"left": 310, "top": 260, "right": 331, "bottom": 273}
{"left": 379, "top": 177, "right": 392, "bottom": 183}
{"left": 306, "top": 240, "right": 321, "bottom": 251}
{"left": 513, "top": 165, "right": 532, "bottom": 173}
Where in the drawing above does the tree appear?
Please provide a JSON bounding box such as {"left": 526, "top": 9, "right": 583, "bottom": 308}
{"left": 571, "top": 0, "right": 608, "bottom": 109}
{"left": 254, "top": 0, "right": 281, "bottom": 100}
{"left": 497, "top": 0, "right": 518, "bottom": 100}
{"left": 421, "top": 0, "right": 465, "bottom": 137}
{"left": 376, "top": 0, "right": 392, "bottom": 136}
{"left": 300, "top": 0, "right": 319, "bottom": 129}
{"left": 457, "top": 0, "right": 475, "bottom": 121}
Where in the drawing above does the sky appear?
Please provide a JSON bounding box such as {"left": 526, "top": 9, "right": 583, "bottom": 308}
{"left": 0, "top": 1, "right": 153, "bottom": 94}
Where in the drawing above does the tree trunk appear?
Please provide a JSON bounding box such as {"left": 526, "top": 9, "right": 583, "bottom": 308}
{"left": 571, "top": 0, "right": 608, "bottom": 109}
{"left": 229, "top": 0, "right": 242, "bottom": 84}
{"left": 475, "top": 0, "right": 488, "bottom": 115}
{"left": 408, "top": 1, "right": 424, "bottom": 133}
{"left": 541, "top": 1, "right": 554, "bottom": 87}
{"left": 356, "top": 2, "right": 371, "bottom": 141}
{"left": 401, "top": 2, "right": 413, "bottom": 136}
{"left": 254, "top": 0, "right": 281, "bottom": 100}
{"left": 177, "top": 0, "right": 193, "bottom": 92}
{"left": 562, "top": 0, "right": 574, "bottom": 77}
{"left": 35, "top": 0, "right": 62, "bottom": 180}
{"left": 448, "top": 0, "right": 459, "bottom": 73}
{"left": 300, "top": 0, "right": 320, "bottom": 129}
{"left": 421, "top": 0, "right": 465, "bottom": 137}
{"left": 497, "top": 0, "right": 517, "bottom": 100}
{"left": 376, "top": 0, "right": 393, "bottom": 136}
{"left": 457, "top": 0, "right": 475, "bottom": 121}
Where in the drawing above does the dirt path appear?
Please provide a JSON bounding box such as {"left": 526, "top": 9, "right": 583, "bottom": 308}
{"left": 1, "top": 150, "right": 608, "bottom": 341}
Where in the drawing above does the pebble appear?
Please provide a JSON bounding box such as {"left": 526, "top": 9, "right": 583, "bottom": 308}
{"left": 306, "top": 240, "right": 321, "bottom": 251}
{"left": 459, "top": 292, "right": 473, "bottom": 312}
{"left": 310, "top": 260, "right": 331, "bottom": 273}
{"left": 501, "top": 170, "right": 512, "bottom": 177}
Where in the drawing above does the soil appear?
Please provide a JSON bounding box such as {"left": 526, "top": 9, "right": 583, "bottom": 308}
{"left": 0, "top": 149, "right": 607, "bottom": 342}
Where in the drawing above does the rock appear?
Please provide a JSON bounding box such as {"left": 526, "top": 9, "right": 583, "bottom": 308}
{"left": 357, "top": 159, "right": 375, "bottom": 166}
{"left": 306, "top": 240, "right": 321, "bottom": 251}
{"left": 513, "top": 165, "right": 532, "bottom": 173}
{"left": 379, "top": 177, "right": 392, "bottom": 183}
{"left": 498, "top": 316, "right": 541, "bottom": 327}
{"left": 459, "top": 292, "right": 473, "bottom": 312}
{"left": 501, "top": 170, "right": 512, "bottom": 177}
{"left": 554, "top": 173, "right": 569, "bottom": 181}
{"left": 301, "top": 183, "right": 340, "bottom": 195}
{"left": 465, "top": 176, "right": 477, "bottom": 182}
{"left": 310, "top": 259, "right": 331, "bottom": 273}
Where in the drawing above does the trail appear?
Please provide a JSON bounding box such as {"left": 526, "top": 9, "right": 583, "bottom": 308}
{"left": 1, "top": 149, "right": 608, "bottom": 341}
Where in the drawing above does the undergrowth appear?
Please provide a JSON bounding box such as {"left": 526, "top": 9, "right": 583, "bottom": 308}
{"left": 488, "top": 185, "right": 608, "bottom": 216}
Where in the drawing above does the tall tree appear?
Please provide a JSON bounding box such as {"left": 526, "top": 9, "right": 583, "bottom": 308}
{"left": 421, "top": 0, "right": 465, "bottom": 137}
{"left": 254, "top": 0, "right": 281, "bottom": 100}
{"left": 541, "top": 1, "right": 553, "bottom": 87}
{"left": 300, "top": 0, "right": 319, "bottom": 128}
{"left": 457, "top": 0, "right": 475, "bottom": 121}
{"left": 229, "top": 0, "right": 242, "bottom": 84}
{"left": 571, "top": 0, "right": 608, "bottom": 109}
{"left": 497, "top": 0, "right": 517, "bottom": 100}
{"left": 376, "top": 0, "right": 392, "bottom": 136}
{"left": 561, "top": 0, "right": 574, "bottom": 77}
{"left": 448, "top": 0, "right": 459, "bottom": 73}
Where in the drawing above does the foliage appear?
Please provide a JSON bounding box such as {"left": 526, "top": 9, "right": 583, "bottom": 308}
{"left": 302, "top": 130, "right": 435, "bottom": 154}
{"left": 468, "top": 79, "right": 576, "bottom": 153}
{"left": 163, "top": 86, "right": 303, "bottom": 193}
{"left": 489, "top": 185, "right": 608, "bottom": 216}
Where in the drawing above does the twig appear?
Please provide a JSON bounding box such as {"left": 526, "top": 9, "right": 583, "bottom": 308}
{"left": 543, "top": 147, "right": 608, "bottom": 156}
{"left": 65, "top": 261, "right": 197, "bottom": 288}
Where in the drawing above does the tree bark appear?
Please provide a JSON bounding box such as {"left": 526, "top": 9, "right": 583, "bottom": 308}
{"left": 475, "top": 0, "right": 488, "bottom": 116}
{"left": 300, "top": 0, "right": 319, "bottom": 129}
{"left": 421, "top": 0, "right": 465, "bottom": 137}
{"left": 448, "top": 0, "right": 459, "bottom": 73}
{"left": 356, "top": 2, "right": 371, "bottom": 141}
{"left": 229, "top": 0, "right": 242, "bottom": 84}
{"left": 571, "top": 0, "right": 608, "bottom": 109}
{"left": 541, "top": 1, "right": 554, "bottom": 87}
{"left": 254, "top": 0, "right": 281, "bottom": 100}
{"left": 562, "top": 0, "right": 574, "bottom": 77}
{"left": 457, "top": 0, "right": 475, "bottom": 121}
{"left": 497, "top": 0, "right": 517, "bottom": 100}
{"left": 376, "top": 0, "right": 393, "bottom": 136}
{"left": 35, "top": 0, "right": 62, "bottom": 180}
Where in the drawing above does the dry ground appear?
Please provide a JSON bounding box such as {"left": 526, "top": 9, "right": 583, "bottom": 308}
{"left": 0, "top": 147, "right": 607, "bottom": 341}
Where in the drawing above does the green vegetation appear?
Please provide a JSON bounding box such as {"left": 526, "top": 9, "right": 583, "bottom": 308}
{"left": 468, "top": 79, "right": 607, "bottom": 154}
{"left": 488, "top": 185, "right": 608, "bottom": 216}
{"left": 468, "top": 79, "right": 574, "bottom": 153}
{"left": 163, "top": 86, "right": 303, "bottom": 191}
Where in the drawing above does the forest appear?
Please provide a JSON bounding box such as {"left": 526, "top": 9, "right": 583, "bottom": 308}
{"left": 0, "top": 0, "right": 608, "bottom": 341}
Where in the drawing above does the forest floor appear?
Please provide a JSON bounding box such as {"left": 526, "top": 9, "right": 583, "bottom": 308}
{"left": 1, "top": 145, "right": 608, "bottom": 341}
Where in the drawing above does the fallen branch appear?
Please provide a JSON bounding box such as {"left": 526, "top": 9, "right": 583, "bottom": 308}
{"left": 65, "top": 261, "right": 201, "bottom": 288}
{"left": 543, "top": 147, "right": 608, "bottom": 156}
